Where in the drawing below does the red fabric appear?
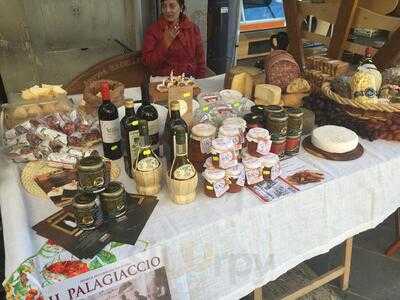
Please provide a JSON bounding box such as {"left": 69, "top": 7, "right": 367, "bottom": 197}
{"left": 142, "top": 15, "right": 206, "bottom": 79}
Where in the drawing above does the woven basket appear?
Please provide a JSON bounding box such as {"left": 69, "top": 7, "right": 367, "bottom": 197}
{"left": 133, "top": 164, "right": 162, "bottom": 196}
{"left": 83, "top": 80, "right": 125, "bottom": 106}
{"left": 166, "top": 173, "right": 198, "bottom": 205}
{"left": 322, "top": 82, "right": 400, "bottom": 113}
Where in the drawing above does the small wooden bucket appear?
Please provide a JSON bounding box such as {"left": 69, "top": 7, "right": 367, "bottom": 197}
{"left": 133, "top": 164, "right": 162, "bottom": 196}
{"left": 166, "top": 173, "right": 198, "bottom": 205}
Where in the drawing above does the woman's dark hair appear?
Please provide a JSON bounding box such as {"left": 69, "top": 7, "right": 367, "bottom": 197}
{"left": 161, "top": 0, "right": 186, "bottom": 12}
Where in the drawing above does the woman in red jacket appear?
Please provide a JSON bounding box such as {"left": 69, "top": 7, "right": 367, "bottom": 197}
{"left": 142, "top": 0, "right": 206, "bottom": 79}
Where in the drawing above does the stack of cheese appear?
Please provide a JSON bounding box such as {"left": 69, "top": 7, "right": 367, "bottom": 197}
{"left": 224, "top": 66, "right": 265, "bottom": 99}
{"left": 22, "top": 84, "right": 67, "bottom": 101}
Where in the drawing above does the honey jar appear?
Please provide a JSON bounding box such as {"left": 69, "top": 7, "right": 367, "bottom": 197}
{"left": 246, "top": 128, "right": 272, "bottom": 158}
{"left": 73, "top": 193, "right": 103, "bottom": 231}
{"left": 270, "top": 139, "right": 286, "bottom": 159}
{"left": 286, "top": 107, "right": 304, "bottom": 136}
{"left": 266, "top": 112, "right": 288, "bottom": 141}
{"left": 226, "top": 164, "right": 245, "bottom": 193}
{"left": 211, "top": 137, "right": 238, "bottom": 169}
{"left": 259, "top": 153, "right": 280, "bottom": 181}
{"left": 77, "top": 156, "right": 107, "bottom": 193}
{"left": 203, "top": 168, "right": 228, "bottom": 198}
{"left": 242, "top": 156, "right": 263, "bottom": 186}
{"left": 100, "top": 182, "right": 127, "bottom": 219}
{"left": 189, "top": 123, "right": 217, "bottom": 170}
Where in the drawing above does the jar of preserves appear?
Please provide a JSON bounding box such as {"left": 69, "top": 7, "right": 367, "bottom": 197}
{"left": 100, "top": 182, "right": 127, "bottom": 219}
{"left": 266, "top": 112, "right": 288, "bottom": 141}
{"left": 286, "top": 107, "right": 304, "bottom": 136}
{"left": 189, "top": 123, "right": 217, "bottom": 170}
{"left": 259, "top": 153, "right": 280, "bottom": 181}
{"left": 73, "top": 193, "right": 103, "bottom": 231}
{"left": 226, "top": 164, "right": 245, "bottom": 193}
{"left": 246, "top": 128, "right": 272, "bottom": 158}
{"left": 211, "top": 137, "right": 238, "bottom": 169}
{"left": 222, "top": 117, "right": 247, "bottom": 145}
{"left": 203, "top": 168, "right": 228, "bottom": 198}
{"left": 286, "top": 134, "right": 301, "bottom": 156}
{"left": 77, "top": 156, "right": 107, "bottom": 193}
{"left": 242, "top": 156, "right": 263, "bottom": 186}
{"left": 270, "top": 138, "right": 286, "bottom": 159}
{"left": 218, "top": 125, "right": 243, "bottom": 151}
{"left": 243, "top": 113, "right": 264, "bottom": 131}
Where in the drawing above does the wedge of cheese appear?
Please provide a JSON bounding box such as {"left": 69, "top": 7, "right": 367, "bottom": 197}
{"left": 254, "top": 84, "right": 281, "bottom": 106}
{"left": 225, "top": 66, "right": 265, "bottom": 98}
{"left": 229, "top": 72, "right": 254, "bottom": 98}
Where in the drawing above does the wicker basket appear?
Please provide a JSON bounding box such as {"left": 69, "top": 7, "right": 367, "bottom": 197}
{"left": 166, "top": 173, "right": 198, "bottom": 205}
{"left": 322, "top": 82, "right": 400, "bottom": 113}
{"left": 83, "top": 80, "right": 125, "bottom": 106}
{"left": 133, "top": 164, "right": 162, "bottom": 196}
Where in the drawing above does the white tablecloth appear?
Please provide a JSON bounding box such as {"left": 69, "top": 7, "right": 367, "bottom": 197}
{"left": 1, "top": 75, "right": 400, "bottom": 299}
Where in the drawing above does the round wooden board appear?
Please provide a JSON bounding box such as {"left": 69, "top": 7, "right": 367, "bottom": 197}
{"left": 302, "top": 136, "right": 364, "bottom": 161}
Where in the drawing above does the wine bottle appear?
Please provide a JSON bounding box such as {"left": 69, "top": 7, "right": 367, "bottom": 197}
{"left": 121, "top": 99, "right": 140, "bottom": 178}
{"left": 169, "top": 126, "right": 196, "bottom": 181}
{"left": 134, "top": 120, "right": 161, "bottom": 172}
{"left": 98, "top": 82, "right": 122, "bottom": 160}
{"left": 136, "top": 85, "right": 160, "bottom": 155}
{"left": 164, "top": 100, "right": 189, "bottom": 166}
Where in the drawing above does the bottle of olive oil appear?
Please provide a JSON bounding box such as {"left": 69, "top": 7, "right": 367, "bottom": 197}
{"left": 134, "top": 120, "right": 161, "bottom": 173}
{"left": 169, "top": 126, "right": 196, "bottom": 181}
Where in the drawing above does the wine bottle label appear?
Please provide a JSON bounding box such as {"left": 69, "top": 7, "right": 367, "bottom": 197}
{"left": 100, "top": 120, "right": 121, "bottom": 143}
{"left": 148, "top": 119, "right": 160, "bottom": 136}
{"left": 173, "top": 164, "right": 195, "bottom": 180}
{"left": 245, "top": 168, "right": 263, "bottom": 185}
{"left": 137, "top": 157, "right": 160, "bottom": 172}
{"left": 128, "top": 131, "right": 140, "bottom": 161}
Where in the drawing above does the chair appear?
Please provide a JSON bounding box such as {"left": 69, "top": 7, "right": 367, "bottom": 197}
{"left": 283, "top": 0, "right": 400, "bottom": 70}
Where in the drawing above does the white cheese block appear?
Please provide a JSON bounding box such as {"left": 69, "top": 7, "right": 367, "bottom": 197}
{"left": 311, "top": 125, "right": 359, "bottom": 154}
{"left": 230, "top": 72, "right": 254, "bottom": 98}
{"left": 254, "top": 84, "right": 281, "bottom": 105}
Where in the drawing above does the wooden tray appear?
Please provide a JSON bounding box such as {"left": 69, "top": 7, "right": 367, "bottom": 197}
{"left": 302, "top": 135, "right": 364, "bottom": 161}
{"left": 149, "top": 82, "right": 201, "bottom": 104}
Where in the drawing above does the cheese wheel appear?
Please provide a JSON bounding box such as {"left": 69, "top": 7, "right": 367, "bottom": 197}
{"left": 254, "top": 84, "right": 281, "bottom": 106}
{"left": 311, "top": 125, "right": 358, "bottom": 154}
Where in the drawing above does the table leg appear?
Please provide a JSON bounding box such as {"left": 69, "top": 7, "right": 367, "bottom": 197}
{"left": 340, "top": 238, "right": 353, "bottom": 291}
{"left": 253, "top": 287, "right": 262, "bottom": 300}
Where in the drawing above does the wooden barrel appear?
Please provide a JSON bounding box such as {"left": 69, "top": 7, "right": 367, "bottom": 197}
{"left": 133, "top": 164, "right": 162, "bottom": 196}
{"left": 264, "top": 50, "right": 300, "bottom": 91}
{"left": 166, "top": 173, "right": 198, "bottom": 205}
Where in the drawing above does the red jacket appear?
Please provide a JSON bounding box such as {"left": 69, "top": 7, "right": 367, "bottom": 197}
{"left": 142, "top": 15, "right": 206, "bottom": 79}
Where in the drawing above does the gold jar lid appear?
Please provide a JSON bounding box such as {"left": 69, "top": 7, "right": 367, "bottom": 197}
{"left": 269, "top": 112, "right": 288, "bottom": 122}
{"left": 78, "top": 156, "right": 105, "bottom": 172}
{"left": 73, "top": 193, "right": 97, "bottom": 208}
{"left": 101, "top": 182, "right": 125, "bottom": 199}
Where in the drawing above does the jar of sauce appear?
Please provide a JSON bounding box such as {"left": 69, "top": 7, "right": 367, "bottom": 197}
{"left": 211, "top": 137, "right": 238, "bottom": 169}
{"left": 218, "top": 125, "right": 243, "bottom": 151}
{"left": 246, "top": 128, "right": 272, "bottom": 158}
{"left": 270, "top": 139, "right": 286, "bottom": 159}
{"left": 242, "top": 156, "right": 263, "bottom": 186}
{"left": 259, "top": 153, "right": 280, "bottom": 181}
{"left": 189, "top": 123, "right": 217, "bottom": 170}
{"left": 266, "top": 112, "right": 288, "bottom": 141}
{"left": 77, "top": 156, "right": 107, "bottom": 193}
{"left": 203, "top": 168, "right": 228, "bottom": 198}
{"left": 100, "top": 182, "right": 127, "bottom": 219}
{"left": 226, "top": 164, "right": 245, "bottom": 193}
{"left": 286, "top": 134, "right": 301, "bottom": 156}
{"left": 286, "top": 107, "right": 304, "bottom": 136}
{"left": 73, "top": 193, "right": 103, "bottom": 230}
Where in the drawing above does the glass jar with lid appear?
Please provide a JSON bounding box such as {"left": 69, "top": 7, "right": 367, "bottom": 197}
{"left": 73, "top": 193, "right": 103, "bottom": 230}
{"left": 266, "top": 112, "right": 288, "bottom": 141}
{"left": 189, "top": 123, "right": 217, "bottom": 170}
{"left": 203, "top": 168, "right": 228, "bottom": 198}
{"left": 211, "top": 137, "right": 238, "bottom": 169}
{"left": 218, "top": 125, "right": 243, "bottom": 151}
{"left": 242, "top": 157, "right": 263, "bottom": 186}
{"left": 77, "top": 156, "right": 107, "bottom": 193}
{"left": 246, "top": 128, "right": 272, "bottom": 158}
{"left": 244, "top": 113, "right": 264, "bottom": 132}
{"left": 286, "top": 134, "right": 301, "bottom": 156}
{"left": 226, "top": 164, "right": 245, "bottom": 193}
{"left": 100, "top": 182, "right": 127, "bottom": 219}
{"left": 286, "top": 107, "right": 304, "bottom": 136}
{"left": 270, "top": 138, "right": 287, "bottom": 159}
{"left": 259, "top": 153, "right": 280, "bottom": 181}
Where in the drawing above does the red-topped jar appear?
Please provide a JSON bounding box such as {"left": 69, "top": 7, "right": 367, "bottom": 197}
{"left": 226, "top": 163, "right": 245, "bottom": 193}
{"left": 203, "top": 168, "right": 228, "bottom": 198}
{"left": 189, "top": 123, "right": 217, "bottom": 170}
{"left": 242, "top": 156, "right": 263, "bottom": 186}
{"left": 259, "top": 153, "right": 280, "bottom": 181}
{"left": 246, "top": 127, "right": 272, "bottom": 157}
{"left": 211, "top": 137, "right": 238, "bottom": 169}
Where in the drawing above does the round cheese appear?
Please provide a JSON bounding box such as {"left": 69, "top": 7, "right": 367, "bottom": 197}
{"left": 311, "top": 125, "right": 358, "bottom": 154}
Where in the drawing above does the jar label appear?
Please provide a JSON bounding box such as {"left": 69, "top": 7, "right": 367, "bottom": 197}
{"left": 200, "top": 137, "right": 213, "bottom": 154}
{"left": 213, "top": 179, "right": 229, "bottom": 197}
{"left": 100, "top": 119, "right": 121, "bottom": 143}
{"left": 129, "top": 131, "right": 140, "bottom": 161}
{"left": 246, "top": 168, "right": 263, "bottom": 185}
{"left": 271, "top": 164, "right": 281, "bottom": 181}
{"left": 257, "top": 140, "right": 271, "bottom": 156}
{"left": 137, "top": 157, "right": 160, "bottom": 172}
{"left": 219, "top": 151, "right": 237, "bottom": 169}
{"left": 236, "top": 169, "right": 246, "bottom": 187}
{"left": 173, "top": 164, "right": 196, "bottom": 180}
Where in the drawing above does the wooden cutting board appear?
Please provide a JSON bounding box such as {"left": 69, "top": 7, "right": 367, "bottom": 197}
{"left": 359, "top": 0, "right": 399, "bottom": 15}
{"left": 149, "top": 82, "right": 201, "bottom": 104}
{"left": 302, "top": 136, "right": 364, "bottom": 161}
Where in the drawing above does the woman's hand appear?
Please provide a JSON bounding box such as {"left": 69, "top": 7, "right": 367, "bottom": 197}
{"left": 163, "top": 24, "right": 180, "bottom": 48}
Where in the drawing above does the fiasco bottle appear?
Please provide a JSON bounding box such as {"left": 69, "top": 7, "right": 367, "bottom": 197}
{"left": 134, "top": 120, "right": 161, "bottom": 172}
{"left": 98, "top": 82, "right": 122, "bottom": 160}
{"left": 120, "top": 99, "right": 140, "bottom": 178}
{"left": 164, "top": 100, "right": 188, "bottom": 167}
{"left": 136, "top": 85, "right": 160, "bottom": 155}
{"left": 169, "top": 126, "right": 196, "bottom": 181}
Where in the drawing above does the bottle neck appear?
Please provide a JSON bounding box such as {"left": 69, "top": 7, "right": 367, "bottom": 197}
{"left": 125, "top": 107, "right": 135, "bottom": 118}
{"left": 170, "top": 109, "right": 181, "bottom": 120}
{"left": 175, "top": 143, "right": 188, "bottom": 157}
